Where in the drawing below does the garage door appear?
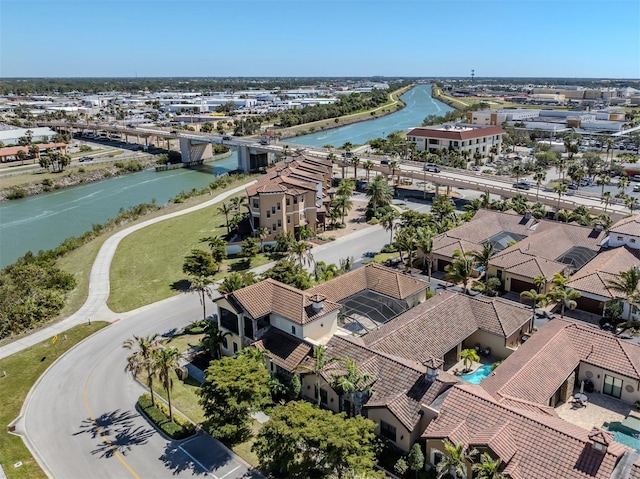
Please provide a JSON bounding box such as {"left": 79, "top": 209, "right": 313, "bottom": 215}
{"left": 510, "top": 278, "right": 534, "bottom": 293}
{"left": 576, "top": 296, "right": 604, "bottom": 315}
{"left": 437, "top": 259, "right": 452, "bottom": 272}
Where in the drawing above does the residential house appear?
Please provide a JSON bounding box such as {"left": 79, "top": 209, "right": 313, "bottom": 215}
{"left": 361, "top": 290, "right": 533, "bottom": 369}
{"left": 566, "top": 246, "right": 640, "bottom": 316}
{"left": 482, "top": 318, "right": 640, "bottom": 408}
{"left": 406, "top": 125, "right": 504, "bottom": 160}
{"left": 423, "top": 382, "right": 636, "bottom": 479}
{"left": 607, "top": 215, "right": 640, "bottom": 250}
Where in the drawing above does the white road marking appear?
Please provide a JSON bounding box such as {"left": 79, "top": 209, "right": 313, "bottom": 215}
{"left": 219, "top": 466, "right": 240, "bottom": 479}
{"left": 178, "top": 444, "right": 211, "bottom": 477}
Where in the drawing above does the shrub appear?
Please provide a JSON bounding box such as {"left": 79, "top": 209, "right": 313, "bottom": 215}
{"left": 137, "top": 393, "right": 195, "bottom": 440}
{"left": 114, "top": 161, "right": 125, "bottom": 169}
{"left": 42, "top": 178, "right": 53, "bottom": 187}
{"left": 6, "top": 187, "right": 27, "bottom": 200}
{"left": 78, "top": 167, "right": 86, "bottom": 173}
{"left": 381, "top": 244, "right": 398, "bottom": 253}
{"left": 79, "top": 145, "right": 92, "bottom": 152}
{"left": 103, "top": 171, "right": 112, "bottom": 178}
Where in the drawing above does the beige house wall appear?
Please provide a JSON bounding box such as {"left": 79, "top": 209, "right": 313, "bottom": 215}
{"left": 248, "top": 188, "right": 319, "bottom": 241}
{"left": 301, "top": 373, "right": 340, "bottom": 411}
{"left": 367, "top": 407, "right": 413, "bottom": 453}
{"left": 577, "top": 363, "right": 640, "bottom": 405}
{"left": 300, "top": 311, "right": 339, "bottom": 342}
{"left": 426, "top": 439, "right": 473, "bottom": 479}
{"left": 463, "top": 331, "right": 509, "bottom": 360}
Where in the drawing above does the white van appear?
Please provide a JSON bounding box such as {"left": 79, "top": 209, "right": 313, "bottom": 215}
{"left": 424, "top": 163, "right": 441, "bottom": 172}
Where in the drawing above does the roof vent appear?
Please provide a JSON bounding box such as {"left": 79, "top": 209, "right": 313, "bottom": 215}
{"left": 422, "top": 356, "right": 443, "bottom": 383}
{"left": 588, "top": 428, "right": 611, "bottom": 454}
{"left": 310, "top": 293, "right": 326, "bottom": 312}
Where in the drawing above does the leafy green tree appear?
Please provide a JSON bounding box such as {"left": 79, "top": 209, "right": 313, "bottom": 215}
{"left": 153, "top": 346, "right": 182, "bottom": 421}
{"left": 123, "top": 334, "right": 160, "bottom": 406}
{"left": 256, "top": 226, "right": 269, "bottom": 252}
{"left": 445, "top": 249, "right": 475, "bottom": 293}
{"left": 202, "top": 320, "right": 232, "bottom": 360}
{"left": 365, "top": 174, "right": 393, "bottom": 208}
{"left": 460, "top": 348, "right": 480, "bottom": 372}
{"left": 252, "top": 400, "right": 381, "bottom": 479}
{"left": 183, "top": 249, "right": 218, "bottom": 277}
{"left": 436, "top": 440, "right": 477, "bottom": 479}
{"left": 274, "top": 230, "right": 294, "bottom": 252}
{"left": 201, "top": 235, "right": 227, "bottom": 263}
{"left": 16, "top": 149, "right": 27, "bottom": 165}
{"left": 199, "top": 350, "right": 272, "bottom": 442}
{"left": 263, "top": 258, "right": 311, "bottom": 289}
{"left": 218, "top": 271, "right": 257, "bottom": 295}
{"left": 240, "top": 237, "right": 260, "bottom": 264}
{"left": 46, "top": 150, "right": 71, "bottom": 172}
{"left": 295, "top": 345, "right": 339, "bottom": 406}
{"left": 472, "top": 452, "right": 506, "bottom": 479}
{"left": 407, "top": 443, "right": 425, "bottom": 479}
{"left": 431, "top": 195, "right": 456, "bottom": 224}
{"left": 606, "top": 267, "right": 640, "bottom": 321}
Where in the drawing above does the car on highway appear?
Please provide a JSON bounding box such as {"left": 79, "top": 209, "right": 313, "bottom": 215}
{"left": 633, "top": 185, "right": 640, "bottom": 192}
{"left": 512, "top": 181, "right": 530, "bottom": 190}
{"left": 78, "top": 156, "right": 93, "bottom": 162}
{"left": 424, "top": 163, "right": 441, "bottom": 172}
{"left": 222, "top": 135, "right": 232, "bottom": 140}
{"left": 380, "top": 159, "right": 390, "bottom": 165}
{"left": 567, "top": 183, "right": 578, "bottom": 190}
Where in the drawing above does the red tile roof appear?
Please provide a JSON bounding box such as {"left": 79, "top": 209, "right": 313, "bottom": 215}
{"left": 407, "top": 125, "right": 505, "bottom": 141}
{"left": 253, "top": 327, "right": 313, "bottom": 371}
{"left": 482, "top": 319, "right": 640, "bottom": 405}
{"left": 424, "top": 383, "right": 629, "bottom": 479}
{"left": 610, "top": 215, "right": 640, "bottom": 237}
{"left": 363, "top": 291, "right": 531, "bottom": 363}
{"left": 0, "top": 142, "right": 66, "bottom": 157}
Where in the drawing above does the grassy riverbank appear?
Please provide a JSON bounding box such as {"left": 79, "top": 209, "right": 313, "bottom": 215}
{"left": 0, "top": 322, "right": 109, "bottom": 479}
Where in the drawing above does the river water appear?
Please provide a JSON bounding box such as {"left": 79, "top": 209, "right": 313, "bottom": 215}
{"left": 287, "top": 84, "right": 452, "bottom": 147}
{"left": 0, "top": 84, "right": 451, "bottom": 268}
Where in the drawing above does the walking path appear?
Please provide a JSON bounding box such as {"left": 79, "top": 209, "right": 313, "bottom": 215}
{"left": 0, "top": 182, "right": 256, "bottom": 360}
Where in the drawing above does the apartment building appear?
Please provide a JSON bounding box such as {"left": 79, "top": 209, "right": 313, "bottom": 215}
{"left": 406, "top": 125, "right": 504, "bottom": 159}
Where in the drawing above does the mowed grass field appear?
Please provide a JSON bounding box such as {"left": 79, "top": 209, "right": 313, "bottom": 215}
{"left": 0, "top": 322, "right": 109, "bottom": 479}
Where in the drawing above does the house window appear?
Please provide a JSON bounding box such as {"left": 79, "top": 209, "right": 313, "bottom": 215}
{"left": 252, "top": 198, "right": 259, "bottom": 208}
{"left": 287, "top": 217, "right": 290, "bottom": 224}
{"left": 300, "top": 196, "right": 303, "bottom": 203}
{"left": 272, "top": 223, "right": 277, "bottom": 231}
{"left": 291, "top": 325, "right": 296, "bottom": 335}
{"left": 617, "top": 236, "right": 623, "bottom": 241}
{"left": 266, "top": 211, "right": 271, "bottom": 218}
{"left": 277, "top": 220, "right": 282, "bottom": 227}
{"left": 277, "top": 202, "right": 281, "bottom": 210}
{"left": 320, "top": 389, "right": 328, "bottom": 405}
{"left": 222, "top": 337, "right": 228, "bottom": 348}
{"left": 431, "top": 449, "right": 445, "bottom": 467}
{"left": 294, "top": 197, "right": 298, "bottom": 204}
{"left": 271, "top": 206, "right": 276, "bottom": 214}
{"left": 233, "top": 342, "right": 238, "bottom": 353}
{"left": 380, "top": 421, "right": 397, "bottom": 442}
{"left": 603, "top": 375, "right": 623, "bottom": 399}
{"left": 286, "top": 198, "right": 290, "bottom": 206}
{"left": 244, "top": 317, "right": 254, "bottom": 339}
{"left": 219, "top": 308, "right": 239, "bottom": 334}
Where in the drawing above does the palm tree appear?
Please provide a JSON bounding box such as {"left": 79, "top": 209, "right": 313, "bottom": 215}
{"left": 445, "top": 249, "right": 475, "bottom": 294}
{"left": 188, "top": 275, "right": 214, "bottom": 321}
{"left": 606, "top": 267, "right": 640, "bottom": 321}
{"left": 395, "top": 227, "right": 417, "bottom": 272}
{"left": 380, "top": 211, "right": 398, "bottom": 244}
{"left": 472, "top": 452, "right": 506, "bottom": 479}
{"left": 230, "top": 196, "right": 245, "bottom": 212}
{"left": 596, "top": 173, "right": 610, "bottom": 196}
{"left": 551, "top": 271, "right": 571, "bottom": 290}
{"left": 601, "top": 191, "right": 612, "bottom": 213}
{"left": 520, "top": 289, "right": 547, "bottom": 328}
{"left": 217, "top": 202, "right": 233, "bottom": 234}
{"left": 460, "top": 348, "right": 479, "bottom": 372}
{"left": 202, "top": 320, "right": 232, "bottom": 360}
{"left": 153, "top": 347, "right": 182, "bottom": 422}
{"left": 332, "top": 194, "right": 353, "bottom": 224}
{"left": 218, "top": 271, "right": 256, "bottom": 295}
{"left": 28, "top": 143, "right": 40, "bottom": 163}
{"left": 289, "top": 240, "right": 314, "bottom": 268}
{"left": 351, "top": 156, "right": 360, "bottom": 179}
{"left": 436, "top": 440, "right": 478, "bottom": 479}
{"left": 363, "top": 160, "right": 374, "bottom": 181}
{"left": 533, "top": 169, "right": 546, "bottom": 201}
{"left": 365, "top": 175, "right": 393, "bottom": 208}
{"left": 295, "top": 346, "right": 339, "bottom": 406}
{"left": 625, "top": 195, "right": 639, "bottom": 214}
{"left": 548, "top": 286, "right": 581, "bottom": 318}
{"left": 470, "top": 242, "right": 495, "bottom": 285}
{"left": 480, "top": 190, "right": 491, "bottom": 209}
{"left": 416, "top": 227, "right": 435, "bottom": 282}
{"left": 16, "top": 149, "right": 27, "bottom": 166}
{"left": 389, "top": 160, "right": 399, "bottom": 184}
{"left": 331, "top": 358, "right": 374, "bottom": 416}
{"left": 534, "top": 274, "right": 547, "bottom": 293}
{"left": 201, "top": 235, "right": 227, "bottom": 264}
{"left": 256, "top": 226, "right": 268, "bottom": 253}
{"left": 336, "top": 178, "right": 355, "bottom": 197}
{"left": 123, "top": 334, "right": 159, "bottom": 406}
{"left": 554, "top": 183, "right": 568, "bottom": 216}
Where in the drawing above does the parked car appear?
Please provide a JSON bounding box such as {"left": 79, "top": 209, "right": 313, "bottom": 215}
{"left": 631, "top": 175, "right": 640, "bottom": 182}
{"left": 381, "top": 159, "right": 390, "bottom": 165}
{"left": 222, "top": 135, "right": 232, "bottom": 141}
{"left": 471, "top": 165, "right": 481, "bottom": 171}
{"left": 633, "top": 185, "right": 640, "bottom": 192}
{"left": 567, "top": 183, "right": 578, "bottom": 190}
{"left": 580, "top": 177, "right": 594, "bottom": 187}
{"left": 512, "top": 181, "right": 530, "bottom": 190}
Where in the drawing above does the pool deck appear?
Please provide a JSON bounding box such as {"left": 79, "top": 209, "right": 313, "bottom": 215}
{"left": 555, "top": 389, "right": 634, "bottom": 431}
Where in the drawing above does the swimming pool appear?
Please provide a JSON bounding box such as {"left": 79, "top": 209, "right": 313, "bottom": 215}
{"left": 604, "top": 422, "right": 640, "bottom": 452}
{"left": 460, "top": 364, "right": 493, "bottom": 384}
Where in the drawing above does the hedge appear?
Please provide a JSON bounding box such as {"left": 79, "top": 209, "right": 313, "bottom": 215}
{"left": 137, "top": 393, "right": 195, "bottom": 440}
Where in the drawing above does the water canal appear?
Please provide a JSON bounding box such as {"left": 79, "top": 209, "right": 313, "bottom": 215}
{"left": 0, "top": 84, "right": 452, "bottom": 267}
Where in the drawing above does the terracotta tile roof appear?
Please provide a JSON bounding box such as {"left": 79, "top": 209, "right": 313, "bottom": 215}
{"left": 322, "top": 335, "right": 458, "bottom": 430}
{"left": 407, "top": 125, "right": 505, "bottom": 141}
{"left": 482, "top": 319, "right": 640, "bottom": 406}
{"left": 567, "top": 247, "right": 640, "bottom": 299}
{"left": 363, "top": 291, "right": 531, "bottom": 363}
{"left": 253, "top": 327, "right": 313, "bottom": 371}
{"left": 228, "top": 278, "right": 341, "bottom": 325}
{"left": 423, "top": 383, "right": 629, "bottom": 479}
{"left": 307, "top": 263, "right": 428, "bottom": 302}
{"left": 630, "top": 461, "right": 640, "bottom": 479}
{"left": 0, "top": 142, "right": 66, "bottom": 157}
{"left": 490, "top": 248, "right": 567, "bottom": 278}
{"left": 610, "top": 215, "right": 640, "bottom": 237}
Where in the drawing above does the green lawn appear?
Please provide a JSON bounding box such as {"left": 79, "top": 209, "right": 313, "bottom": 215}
{"left": 150, "top": 370, "right": 206, "bottom": 425}
{"left": 163, "top": 333, "right": 204, "bottom": 354}
{"left": 0, "top": 322, "right": 109, "bottom": 479}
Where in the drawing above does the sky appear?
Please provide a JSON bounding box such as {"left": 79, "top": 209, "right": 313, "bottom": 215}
{"left": 1, "top": 0, "right": 639, "bottom": 79}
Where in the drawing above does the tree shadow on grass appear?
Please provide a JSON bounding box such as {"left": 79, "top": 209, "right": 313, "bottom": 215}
{"left": 74, "top": 409, "right": 155, "bottom": 458}
{"left": 170, "top": 279, "right": 190, "bottom": 292}
{"left": 229, "top": 259, "right": 251, "bottom": 272}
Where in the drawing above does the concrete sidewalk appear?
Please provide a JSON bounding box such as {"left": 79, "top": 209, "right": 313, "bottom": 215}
{"left": 0, "top": 182, "right": 255, "bottom": 360}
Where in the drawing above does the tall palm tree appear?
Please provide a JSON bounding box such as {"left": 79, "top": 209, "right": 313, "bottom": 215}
{"left": 365, "top": 175, "right": 393, "bottom": 208}
{"left": 460, "top": 348, "right": 479, "bottom": 372}
{"left": 625, "top": 195, "right": 639, "bottom": 214}
{"left": 351, "top": 156, "right": 360, "bottom": 179}
{"left": 28, "top": 143, "right": 40, "bottom": 163}
{"left": 533, "top": 169, "right": 546, "bottom": 201}
{"left": 520, "top": 289, "right": 548, "bottom": 328}
{"left": 153, "top": 347, "right": 182, "bottom": 422}
{"left": 472, "top": 452, "right": 506, "bottom": 479}
{"left": 332, "top": 194, "right": 352, "bottom": 224}
{"left": 123, "top": 334, "right": 159, "bottom": 406}
{"left": 606, "top": 267, "right": 640, "bottom": 321}
{"left": 470, "top": 242, "right": 495, "bottom": 285}
{"left": 480, "top": 190, "right": 491, "bottom": 209}
{"left": 188, "top": 275, "right": 214, "bottom": 321}
{"left": 548, "top": 286, "right": 581, "bottom": 318}
{"left": 445, "top": 249, "right": 475, "bottom": 294}
{"left": 534, "top": 274, "right": 547, "bottom": 293}
{"left": 295, "top": 346, "right": 339, "bottom": 406}
{"left": 395, "top": 227, "right": 417, "bottom": 272}
{"left": 202, "top": 320, "right": 232, "bottom": 360}
{"left": 596, "top": 173, "right": 610, "bottom": 196}
{"left": 336, "top": 178, "right": 355, "bottom": 197}
{"left": 389, "top": 160, "right": 399, "bottom": 184}
{"left": 289, "top": 240, "right": 314, "bottom": 268}
{"left": 16, "top": 149, "right": 27, "bottom": 166}
{"left": 363, "top": 160, "right": 374, "bottom": 181}
{"left": 380, "top": 211, "right": 398, "bottom": 244}
{"left": 201, "top": 235, "right": 227, "bottom": 263}
{"left": 217, "top": 202, "right": 232, "bottom": 234}
{"left": 436, "top": 440, "right": 478, "bottom": 479}
{"left": 601, "top": 191, "right": 612, "bottom": 214}
{"left": 416, "top": 226, "right": 435, "bottom": 282}
{"left": 331, "top": 358, "right": 374, "bottom": 416}
{"left": 554, "top": 183, "right": 568, "bottom": 217}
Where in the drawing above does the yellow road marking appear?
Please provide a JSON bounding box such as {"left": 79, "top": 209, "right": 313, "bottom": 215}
{"left": 83, "top": 369, "right": 141, "bottom": 479}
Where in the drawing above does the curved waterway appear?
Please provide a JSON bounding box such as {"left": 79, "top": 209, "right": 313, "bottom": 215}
{"left": 287, "top": 84, "right": 453, "bottom": 148}
{"left": 0, "top": 85, "right": 452, "bottom": 267}
{"left": 0, "top": 154, "right": 238, "bottom": 267}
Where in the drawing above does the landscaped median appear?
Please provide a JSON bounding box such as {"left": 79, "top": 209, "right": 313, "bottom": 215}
{"left": 0, "top": 322, "right": 109, "bottom": 479}
{"left": 137, "top": 393, "right": 195, "bottom": 440}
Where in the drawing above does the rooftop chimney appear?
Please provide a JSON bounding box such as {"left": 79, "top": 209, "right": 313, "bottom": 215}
{"left": 588, "top": 428, "right": 611, "bottom": 454}
{"left": 310, "top": 293, "right": 326, "bottom": 312}
{"left": 422, "top": 356, "right": 443, "bottom": 383}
